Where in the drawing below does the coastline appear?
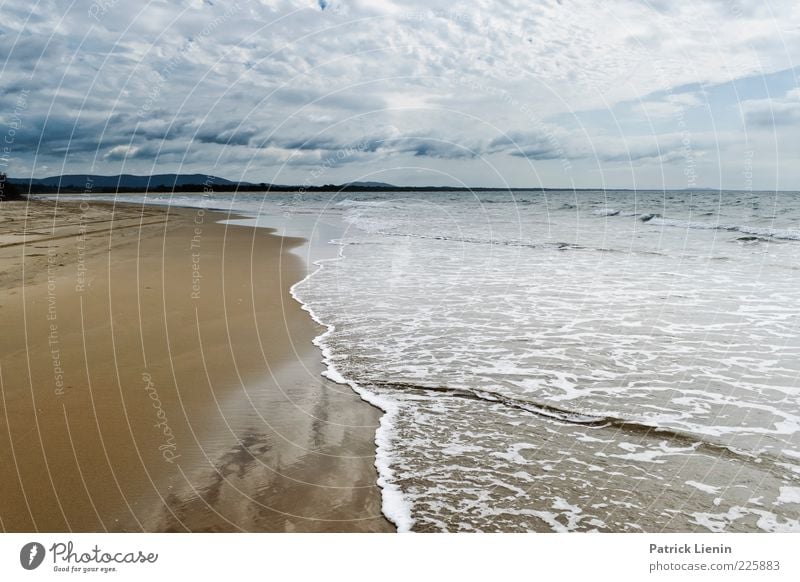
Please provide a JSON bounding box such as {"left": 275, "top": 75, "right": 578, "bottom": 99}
{"left": 0, "top": 198, "right": 393, "bottom": 532}
{"left": 289, "top": 246, "right": 414, "bottom": 533}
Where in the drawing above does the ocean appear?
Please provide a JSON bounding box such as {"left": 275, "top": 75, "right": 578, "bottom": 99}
{"left": 65, "top": 189, "right": 800, "bottom": 532}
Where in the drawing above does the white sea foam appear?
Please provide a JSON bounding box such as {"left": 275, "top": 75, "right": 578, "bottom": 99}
{"left": 640, "top": 215, "right": 800, "bottom": 240}
{"left": 777, "top": 487, "right": 800, "bottom": 505}
{"left": 686, "top": 480, "right": 721, "bottom": 494}
{"left": 289, "top": 190, "right": 800, "bottom": 531}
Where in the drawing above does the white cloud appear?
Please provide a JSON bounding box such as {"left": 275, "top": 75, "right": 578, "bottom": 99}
{"left": 103, "top": 145, "right": 141, "bottom": 160}
{"left": 742, "top": 87, "right": 800, "bottom": 127}
{"left": 633, "top": 92, "right": 706, "bottom": 119}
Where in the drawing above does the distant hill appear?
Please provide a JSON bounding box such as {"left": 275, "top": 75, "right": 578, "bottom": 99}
{"left": 8, "top": 174, "right": 416, "bottom": 194}
{"left": 10, "top": 174, "right": 245, "bottom": 190}
{"left": 344, "top": 181, "right": 398, "bottom": 189}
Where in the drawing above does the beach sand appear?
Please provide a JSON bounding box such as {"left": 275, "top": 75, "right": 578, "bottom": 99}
{"left": 0, "top": 199, "right": 392, "bottom": 532}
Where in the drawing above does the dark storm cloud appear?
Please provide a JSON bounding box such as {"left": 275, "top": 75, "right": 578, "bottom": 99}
{"left": 195, "top": 126, "right": 260, "bottom": 147}
{"left": 262, "top": 132, "right": 478, "bottom": 160}
{"left": 398, "top": 138, "right": 478, "bottom": 159}
{"left": 489, "top": 132, "right": 566, "bottom": 161}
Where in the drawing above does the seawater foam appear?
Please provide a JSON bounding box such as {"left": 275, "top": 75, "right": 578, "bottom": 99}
{"left": 291, "top": 190, "right": 800, "bottom": 531}
{"left": 289, "top": 241, "right": 415, "bottom": 533}
{"left": 637, "top": 214, "right": 800, "bottom": 241}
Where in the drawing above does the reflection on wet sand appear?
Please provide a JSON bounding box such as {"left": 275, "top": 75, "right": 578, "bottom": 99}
{"left": 148, "top": 365, "right": 393, "bottom": 532}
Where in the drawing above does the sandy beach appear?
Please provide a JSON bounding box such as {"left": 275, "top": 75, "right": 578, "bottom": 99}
{"left": 0, "top": 198, "right": 392, "bottom": 532}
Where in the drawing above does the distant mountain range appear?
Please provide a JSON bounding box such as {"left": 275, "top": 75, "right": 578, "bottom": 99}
{"left": 8, "top": 173, "right": 683, "bottom": 193}
{"left": 8, "top": 173, "right": 416, "bottom": 193}
{"left": 13, "top": 173, "right": 519, "bottom": 194}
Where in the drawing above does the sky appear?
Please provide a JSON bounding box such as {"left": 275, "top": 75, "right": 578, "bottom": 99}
{"left": 0, "top": 0, "right": 798, "bottom": 189}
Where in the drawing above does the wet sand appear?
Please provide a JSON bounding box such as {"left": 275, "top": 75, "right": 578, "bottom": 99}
{"left": 0, "top": 198, "right": 392, "bottom": 532}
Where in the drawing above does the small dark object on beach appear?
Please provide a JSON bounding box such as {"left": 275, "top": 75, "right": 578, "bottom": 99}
{"left": 0, "top": 172, "right": 25, "bottom": 200}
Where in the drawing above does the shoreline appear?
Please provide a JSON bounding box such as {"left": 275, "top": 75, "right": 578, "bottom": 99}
{"left": 287, "top": 238, "right": 414, "bottom": 533}
{"left": 0, "top": 199, "right": 393, "bottom": 532}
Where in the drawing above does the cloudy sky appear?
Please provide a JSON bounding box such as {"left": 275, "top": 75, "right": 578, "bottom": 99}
{"left": 1, "top": 0, "right": 798, "bottom": 188}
